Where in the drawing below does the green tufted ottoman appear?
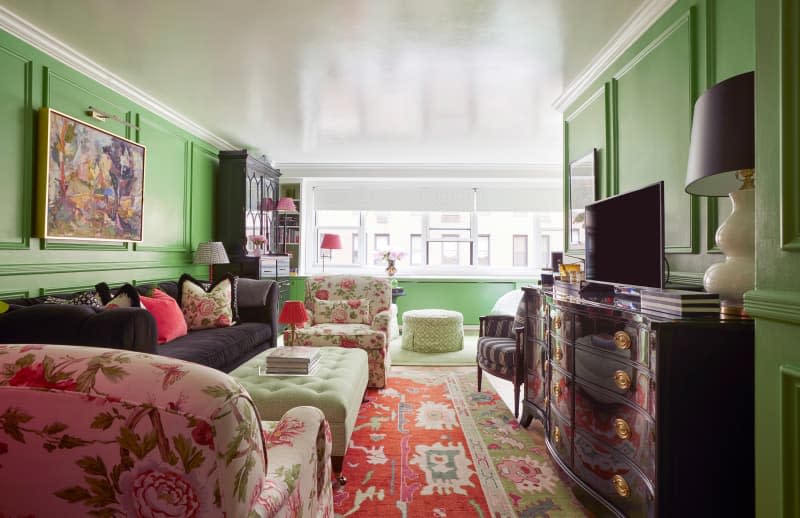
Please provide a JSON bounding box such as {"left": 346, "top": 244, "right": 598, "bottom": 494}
{"left": 401, "top": 309, "right": 464, "bottom": 352}
{"left": 230, "top": 347, "right": 368, "bottom": 474}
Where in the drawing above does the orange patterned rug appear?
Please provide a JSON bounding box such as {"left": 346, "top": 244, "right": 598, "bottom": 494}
{"left": 333, "top": 367, "right": 589, "bottom": 517}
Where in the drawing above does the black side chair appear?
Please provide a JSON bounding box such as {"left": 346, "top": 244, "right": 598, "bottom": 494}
{"left": 476, "top": 298, "right": 526, "bottom": 417}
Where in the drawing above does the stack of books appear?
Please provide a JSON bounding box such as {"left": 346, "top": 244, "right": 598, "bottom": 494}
{"left": 640, "top": 289, "right": 720, "bottom": 316}
{"left": 263, "top": 346, "right": 321, "bottom": 375}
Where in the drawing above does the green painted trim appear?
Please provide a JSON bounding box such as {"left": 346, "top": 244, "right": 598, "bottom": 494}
{"left": 744, "top": 289, "right": 800, "bottom": 325}
{"left": 706, "top": 197, "right": 722, "bottom": 252}
{"left": 609, "top": 78, "right": 620, "bottom": 196}
{"left": 563, "top": 120, "right": 570, "bottom": 253}
{"left": 780, "top": 0, "right": 800, "bottom": 250}
{"left": 133, "top": 277, "right": 180, "bottom": 286}
{"left": 41, "top": 284, "right": 97, "bottom": 295}
{"left": 43, "top": 240, "right": 129, "bottom": 251}
{"left": 0, "top": 289, "right": 30, "bottom": 299}
{"left": 667, "top": 270, "right": 704, "bottom": 285}
{"left": 704, "top": 3, "right": 724, "bottom": 253}
{"left": 0, "top": 43, "right": 32, "bottom": 250}
{"left": 0, "top": 260, "right": 194, "bottom": 277}
{"left": 781, "top": 363, "right": 800, "bottom": 516}
{"left": 604, "top": 82, "right": 614, "bottom": 198}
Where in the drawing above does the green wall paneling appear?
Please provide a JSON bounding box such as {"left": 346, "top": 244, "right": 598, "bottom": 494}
{"left": 779, "top": 0, "right": 800, "bottom": 250}
{"left": 613, "top": 10, "right": 698, "bottom": 253}
{"left": 289, "top": 276, "right": 306, "bottom": 301}
{"left": 563, "top": 86, "right": 606, "bottom": 255}
{"left": 0, "top": 289, "right": 29, "bottom": 299}
{"left": 189, "top": 143, "right": 217, "bottom": 250}
{"left": 781, "top": 363, "right": 800, "bottom": 517}
{"left": 0, "top": 41, "right": 32, "bottom": 250}
{"left": 134, "top": 114, "right": 191, "bottom": 253}
{"left": 0, "top": 27, "right": 217, "bottom": 297}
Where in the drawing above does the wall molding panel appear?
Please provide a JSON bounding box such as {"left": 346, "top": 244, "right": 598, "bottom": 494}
{"left": 745, "top": 289, "right": 800, "bottom": 325}
{"left": 781, "top": 363, "right": 800, "bottom": 517}
{"left": 780, "top": 0, "right": 800, "bottom": 250}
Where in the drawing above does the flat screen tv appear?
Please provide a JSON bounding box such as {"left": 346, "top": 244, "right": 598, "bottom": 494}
{"left": 584, "top": 181, "right": 665, "bottom": 289}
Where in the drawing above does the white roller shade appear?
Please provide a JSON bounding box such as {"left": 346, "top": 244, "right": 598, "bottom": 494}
{"left": 314, "top": 183, "right": 475, "bottom": 211}
{"left": 476, "top": 184, "right": 563, "bottom": 212}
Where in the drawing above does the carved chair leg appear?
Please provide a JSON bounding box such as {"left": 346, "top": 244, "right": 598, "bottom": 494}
{"left": 477, "top": 366, "right": 483, "bottom": 392}
{"left": 513, "top": 382, "right": 520, "bottom": 418}
{"left": 332, "top": 456, "right": 346, "bottom": 487}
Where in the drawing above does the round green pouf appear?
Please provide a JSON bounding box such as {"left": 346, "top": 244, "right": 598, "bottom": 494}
{"left": 401, "top": 309, "right": 464, "bottom": 352}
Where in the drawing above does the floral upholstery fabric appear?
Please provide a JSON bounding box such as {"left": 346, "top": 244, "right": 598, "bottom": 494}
{"left": 181, "top": 278, "right": 235, "bottom": 329}
{"left": 312, "top": 298, "right": 371, "bottom": 324}
{"left": 298, "top": 275, "right": 392, "bottom": 388}
{"left": 0, "top": 344, "right": 332, "bottom": 517}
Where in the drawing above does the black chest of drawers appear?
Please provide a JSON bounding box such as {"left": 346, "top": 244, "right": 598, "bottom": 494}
{"left": 520, "top": 287, "right": 754, "bottom": 517}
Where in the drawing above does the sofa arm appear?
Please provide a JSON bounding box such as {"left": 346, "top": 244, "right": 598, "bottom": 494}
{"left": 236, "top": 278, "right": 279, "bottom": 346}
{"left": 371, "top": 309, "right": 392, "bottom": 336}
{"left": 0, "top": 304, "right": 157, "bottom": 354}
{"left": 260, "top": 406, "right": 332, "bottom": 514}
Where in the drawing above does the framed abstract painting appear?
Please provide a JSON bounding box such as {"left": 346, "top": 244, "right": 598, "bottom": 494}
{"left": 36, "top": 108, "right": 146, "bottom": 242}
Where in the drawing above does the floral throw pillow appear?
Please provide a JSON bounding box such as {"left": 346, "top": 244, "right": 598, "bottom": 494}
{"left": 178, "top": 274, "right": 238, "bottom": 330}
{"left": 314, "top": 298, "right": 370, "bottom": 324}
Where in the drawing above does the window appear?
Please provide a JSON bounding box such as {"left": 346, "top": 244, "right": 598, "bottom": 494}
{"left": 373, "top": 233, "right": 390, "bottom": 265}
{"left": 316, "top": 210, "right": 361, "bottom": 266}
{"left": 410, "top": 234, "right": 423, "bottom": 265}
{"left": 513, "top": 235, "right": 528, "bottom": 267}
{"left": 540, "top": 235, "right": 550, "bottom": 269}
{"left": 352, "top": 232, "right": 359, "bottom": 263}
{"left": 477, "top": 234, "right": 490, "bottom": 266}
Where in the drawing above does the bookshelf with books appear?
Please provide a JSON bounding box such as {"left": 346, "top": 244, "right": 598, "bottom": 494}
{"left": 278, "top": 181, "right": 301, "bottom": 272}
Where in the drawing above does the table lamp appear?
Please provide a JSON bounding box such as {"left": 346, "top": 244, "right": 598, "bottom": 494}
{"left": 193, "top": 241, "right": 230, "bottom": 281}
{"left": 276, "top": 197, "right": 297, "bottom": 212}
{"left": 685, "top": 71, "right": 754, "bottom": 315}
{"left": 279, "top": 300, "right": 308, "bottom": 346}
{"left": 320, "top": 233, "right": 342, "bottom": 272}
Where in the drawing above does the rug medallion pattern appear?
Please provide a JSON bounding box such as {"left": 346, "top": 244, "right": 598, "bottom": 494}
{"left": 333, "top": 367, "right": 588, "bottom": 517}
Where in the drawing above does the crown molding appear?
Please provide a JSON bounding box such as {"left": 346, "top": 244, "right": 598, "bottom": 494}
{"left": 0, "top": 6, "right": 234, "bottom": 151}
{"left": 552, "top": 0, "right": 678, "bottom": 113}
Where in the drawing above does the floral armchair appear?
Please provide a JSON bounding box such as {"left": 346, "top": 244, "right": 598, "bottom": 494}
{"left": 295, "top": 275, "right": 393, "bottom": 388}
{"left": 0, "top": 343, "right": 333, "bottom": 517}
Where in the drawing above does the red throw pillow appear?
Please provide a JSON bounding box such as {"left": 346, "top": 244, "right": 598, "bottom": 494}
{"left": 140, "top": 289, "right": 188, "bottom": 344}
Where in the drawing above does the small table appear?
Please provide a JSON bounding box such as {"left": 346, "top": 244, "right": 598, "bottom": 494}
{"left": 401, "top": 309, "right": 464, "bottom": 353}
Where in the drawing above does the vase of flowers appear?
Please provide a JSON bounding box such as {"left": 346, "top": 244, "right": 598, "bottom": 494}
{"left": 250, "top": 235, "right": 267, "bottom": 255}
{"left": 375, "top": 248, "right": 405, "bottom": 277}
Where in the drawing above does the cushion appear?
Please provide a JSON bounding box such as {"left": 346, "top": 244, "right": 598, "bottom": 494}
{"left": 41, "top": 290, "right": 102, "bottom": 308}
{"left": 313, "top": 298, "right": 370, "bottom": 324}
{"left": 178, "top": 274, "right": 238, "bottom": 330}
{"left": 94, "top": 283, "right": 142, "bottom": 308}
{"left": 140, "top": 288, "right": 188, "bottom": 344}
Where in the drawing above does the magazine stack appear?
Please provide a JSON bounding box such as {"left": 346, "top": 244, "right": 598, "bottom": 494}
{"left": 263, "top": 346, "right": 321, "bottom": 375}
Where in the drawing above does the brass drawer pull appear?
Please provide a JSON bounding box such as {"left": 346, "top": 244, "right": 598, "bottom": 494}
{"left": 613, "top": 370, "right": 632, "bottom": 390}
{"left": 553, "top": 384, "right": 561, "bottom": 397}
{"left": 553, "top": 426, "right": 561, "bottom": 444}
{"left": 614, "top": 330, "right": 632, "bottom": 350}
{"left": 613, "top": 418, "right": 631, "bottom": 440}
{"left": 553, "top": 316, "right": 562, "bottom": 330}
{"left": 612, "top": 474, "right": 630, "bottom": 498}
{"left": 554, "top": 344, "right": 563, "bottom": 362}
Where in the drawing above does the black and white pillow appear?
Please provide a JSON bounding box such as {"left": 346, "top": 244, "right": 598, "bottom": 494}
{"left": 94, "top": 283, "right": 142, "bottom": 308}
{"left": 42, "top": 290, "right": 102, "bottom": 308}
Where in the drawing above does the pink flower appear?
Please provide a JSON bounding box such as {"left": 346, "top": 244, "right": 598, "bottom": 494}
{"left": 9, "top": 364, "right": 77, "bottom": 391}
{"left": 267, "top": 417, "right": 305, "bottom": 447}
{"left": 331, "top": 306, "right": 348, "bottom": 323}
{"left": 341, "top": 338, "right": 359, "bottom": 348}
{"left": 347, "top": 299, "right": 361, "bottom": 309}
{"left": 214, "top": 314, "right": 231, "bottom": 327}
{"left": 340, "top": 279, "right": 355, "bottom": 290}
{"left": 315, "top": 289, "right": 329, "bottom": 300}
{"left": 191, "top": 421, "right": 214, "bottom": 450}
{"left": 198, "top": 298, "right": 215, "bottom": 316}
{"left": 122, "top": 469, "right": 200, "bottom": 517}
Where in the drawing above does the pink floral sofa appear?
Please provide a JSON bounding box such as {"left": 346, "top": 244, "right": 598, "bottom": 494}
{"left": 0, "top": 343, "right": 333, "bottom": 517}
{"left": 295, "top": 275, "right": 392, "bottom": 388}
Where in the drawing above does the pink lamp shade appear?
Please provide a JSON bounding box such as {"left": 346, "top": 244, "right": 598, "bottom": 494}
{"left": 279, "top": 300, "right": 308, "bottom": 325}
{"left": 320, "top": 233, "right": 342, "bottom": 250}
{"left": 276, "top": 197, "right": 297, "bottom": 212}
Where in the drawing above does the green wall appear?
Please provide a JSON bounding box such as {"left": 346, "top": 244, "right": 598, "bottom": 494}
{"left": 0, "top": 28, "right": 216, "bottom": 298}
{"left": 288, "top": 277, "right": 532, "bottom": 325}
{"left": 562, "top": 0, "right": 754, "bottom": 282}
{"left": 747, "top": 0, "right": 800, "bottom": 515}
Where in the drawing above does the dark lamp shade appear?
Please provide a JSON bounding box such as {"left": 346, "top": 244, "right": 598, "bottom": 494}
{"left": 279, "top": 301, "right": 308, "bottom": 324}
{"left": 685, "top": 71, "right": 754, "bottom": 197}
{"left": 276, "top": 197, "right": 297, "bottom": 212}
{"left": 193, "top": 241, "right": 229, "bottom": 265}
{"left": 320, "top": 233, "right": 342, "bottom": 250}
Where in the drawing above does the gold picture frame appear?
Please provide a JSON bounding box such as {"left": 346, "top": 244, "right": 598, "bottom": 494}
{"left": 36, "top": 108, "right": 146, "bottom": 242}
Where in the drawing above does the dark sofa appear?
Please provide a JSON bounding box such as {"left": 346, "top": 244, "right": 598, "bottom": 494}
{"left": 0, "top": 277, "right": 278, "bottom": 373}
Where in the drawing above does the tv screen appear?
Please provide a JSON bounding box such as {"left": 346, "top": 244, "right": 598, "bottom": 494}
{"left": 584, "top": 181, "right": 665, "bottom": 289}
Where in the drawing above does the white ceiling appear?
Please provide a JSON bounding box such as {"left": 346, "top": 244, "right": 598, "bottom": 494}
{"left": 0, "top": 0, "right": 643, "bottom": 167}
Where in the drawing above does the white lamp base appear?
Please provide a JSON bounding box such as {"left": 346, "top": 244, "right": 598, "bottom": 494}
{"left": 703, "top": 187, "right": 755, "bottom": 314}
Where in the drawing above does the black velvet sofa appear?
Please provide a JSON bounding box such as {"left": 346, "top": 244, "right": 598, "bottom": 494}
{"left": 0, "top": 278, "right": 278, "bottom": 373}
